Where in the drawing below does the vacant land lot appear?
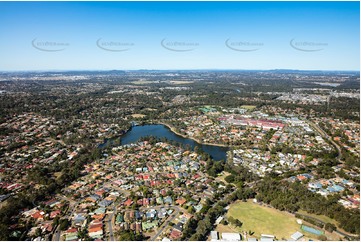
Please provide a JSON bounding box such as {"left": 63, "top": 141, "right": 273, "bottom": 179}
{"left": 220, "top": 200, "right": 317, "bottom": 240}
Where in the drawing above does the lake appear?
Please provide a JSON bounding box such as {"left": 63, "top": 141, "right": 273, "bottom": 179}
{"left": 99, "top": 124, "right": 228, "bottom": 161}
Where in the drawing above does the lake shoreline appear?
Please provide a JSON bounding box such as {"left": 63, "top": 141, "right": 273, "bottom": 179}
{"left": 99, "top": 123, "right": 229, "bottom": 160}
{"left": 157, "top": 121, "right": 231, "bottom": 148}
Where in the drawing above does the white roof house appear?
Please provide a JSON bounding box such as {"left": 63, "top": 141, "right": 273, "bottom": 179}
{"left": 215, "top": 216, "right": 224, "bottom": 225}
{"left": 221, "top": 233, "right": 241, "bottom": 241}
{"left": 211, "top": 231, "right": 219, "bottom": 241}
{"left": 260, "top": 234, "right": 275, "bottom": 241}
{"left": 291, "top": 231, "right": 304, "bottom": 241}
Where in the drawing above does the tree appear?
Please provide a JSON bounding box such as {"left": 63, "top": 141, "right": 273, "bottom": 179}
{"left": 59, "top": 219, "right": 70, "bottom": 231}
{"left": 182, "top": 218, "right": 198, "bottom": 240}
{"left": 78, "top": 229, "right": 88, "bottom": 239}
{"left": 221, "top": 220, "right": 228, "bottom": 225}
{"left": 34, "top": 228, "right": 42, "bottom": 237}
{"left": 325, "top": 223, "right": 336, "bottom": 233}
{"left": 188, "top": 206, "right": 195, "bottom": 214}
{"left": 234, "top": 219, "right": 243, "bottom": 228}
{"left": 256, "top": 177, "right": 361, "bottom": 234}
{"left": 317, "top": 235, "right": 328, "bottom": 241}
{"left": 52, "top": 216, "right": 60, "bottom": 227}
{"left": 228, "top": 216, "right": 235, "bottom": 224}
{"left": 225, "top": 175, "right": 235, "bottom": 183}
{"left": 0, "top": 223, "right": 9, "bottom": 240}
{"left": 117, "top": 231, "right": 135, "bottom": 241}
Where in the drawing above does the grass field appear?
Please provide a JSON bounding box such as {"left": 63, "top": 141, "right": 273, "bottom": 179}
{"left": 298, "top": 210, "right": 339, "bottom": 226}
{"left": 169, "top": 80, "right": 194, "bottom": 85}
{"left": 54, "top": 172, "right": 62, "bottom": 178}
{"left": 219, "top": 200, "right": 318, "bottom": 240}
{"left": 216, "top": 223, "right": 239, "bottom": 233}
{"left": 131, "top": 114, "right": 146, "bottom": 118}
{"left": 240, "top": 105, "right": 257, "bottom": 110}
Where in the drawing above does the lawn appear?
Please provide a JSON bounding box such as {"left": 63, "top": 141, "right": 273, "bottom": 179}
{"left": 215, "top": 171, "right": 231, "bottom": 184}
{"left": 221, "top": 200, "right": 316, "bottom": 240}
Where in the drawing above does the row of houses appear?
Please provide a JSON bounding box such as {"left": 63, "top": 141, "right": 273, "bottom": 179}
{"left": 50, "top": 140, "right": 225, "bottom": 240}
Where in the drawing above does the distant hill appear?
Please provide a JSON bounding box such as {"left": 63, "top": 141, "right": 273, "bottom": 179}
{"left": 268, "top": 69, "right": 360, "bottom": 75}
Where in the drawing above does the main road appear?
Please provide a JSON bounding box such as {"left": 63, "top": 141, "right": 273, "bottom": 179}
{"left": 306, "top": 120, "right": 342, "bottom": 159}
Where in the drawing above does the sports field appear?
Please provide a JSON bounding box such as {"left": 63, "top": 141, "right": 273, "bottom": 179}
{"left": 221, "top": 200, "right": 308, "bottom": 240}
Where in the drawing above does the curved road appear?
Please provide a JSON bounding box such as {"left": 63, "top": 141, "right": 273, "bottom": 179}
{"left": 150, "top": 206, "right": 180, "bottom": 241}
{"left": 105, "top": 205, "right": 180, "bottom": 241}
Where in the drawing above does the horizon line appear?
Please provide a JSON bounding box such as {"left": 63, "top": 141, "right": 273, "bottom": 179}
{"left": 0, "top": 68, "right": 360, "bottom": 73}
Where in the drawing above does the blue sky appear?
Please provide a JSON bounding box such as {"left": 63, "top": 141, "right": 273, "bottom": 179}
{"left": 0, "top": 1, "right": 359, "bottom": 71}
